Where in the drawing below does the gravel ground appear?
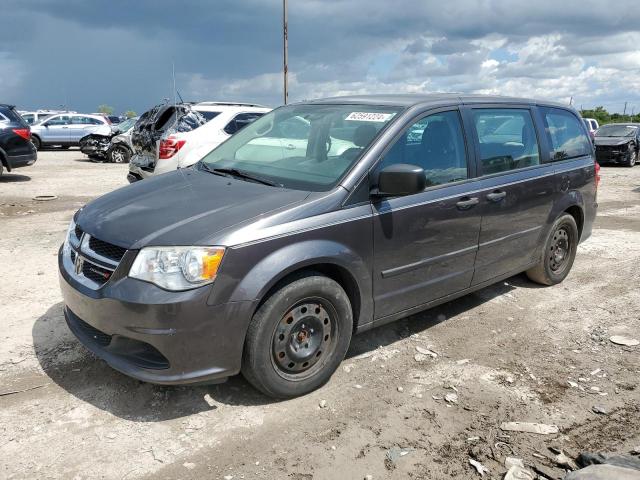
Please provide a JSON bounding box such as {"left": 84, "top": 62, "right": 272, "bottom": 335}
{"left": 1, "top": 150, "right": 639, "bottom": 480}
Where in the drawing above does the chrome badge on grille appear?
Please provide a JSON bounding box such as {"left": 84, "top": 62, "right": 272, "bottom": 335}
{"left": 74, "top": 255, "right": 84, "bottom": 275}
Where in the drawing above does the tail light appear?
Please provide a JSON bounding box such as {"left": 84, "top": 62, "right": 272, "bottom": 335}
{"left": 12, "top": 128, "right": 31, "bottom": 141}
{"left": 159, "top": 136, "right": 186, "bottom": 159}
{"left": 594, "top": 161, "right": 601, "bottom": 191}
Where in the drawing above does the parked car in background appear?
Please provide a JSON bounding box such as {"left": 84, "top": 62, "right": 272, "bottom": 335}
{"left": 128, "top": 102, "right": 270, "bottom": 182}
{"left": 79, "top": 116, "right": 138, "bottom": 163}
{"left": 593, "top": 123, "right": 639, "bottom": 167}
{"left": 0, "top": 104, "right": 37, "bottom": 175}
{"left": 30, "top": 113, "right": 111, "bottom": 150}
{"left": 59, "top": 94, "right": 597, "bottom": 398}
{"left": 583, "top": 117, "right": 599, "bottom": 139}
{"left": 20, "top": 110, "right": 72, "bottom": 126}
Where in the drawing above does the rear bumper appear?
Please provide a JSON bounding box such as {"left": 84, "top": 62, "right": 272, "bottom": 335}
{"left": 59, "top": 249, "right": 256, "bottom": 385}
{"left": 6, "top": 151, "right": 37, "bottom": 170}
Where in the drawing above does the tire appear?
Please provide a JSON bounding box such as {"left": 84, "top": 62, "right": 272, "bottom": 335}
{"left": 108, "top": 145, "right": 131, "bottom": 163}
{"left": 625, "top": 148, "right": 637, "bottom": 167}
{"left": 242, "top": 272, "right": 353, "bottom": 398}
{"left": 526, "top": 213, "right": 579, "bottom": 286}
{"left": 31, "top": 136, "right": 41, "bottom": 150}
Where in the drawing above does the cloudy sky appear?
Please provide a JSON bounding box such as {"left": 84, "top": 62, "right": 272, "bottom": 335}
{"left": 3, "top": 0, "right": 640, "bottom": 115}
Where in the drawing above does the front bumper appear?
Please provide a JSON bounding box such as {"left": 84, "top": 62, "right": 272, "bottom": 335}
{"left": 58, "top": 248, "right": 255, "bottom": 385}
{"left": 595, "top": 148, "right": 632, "bottom": 164}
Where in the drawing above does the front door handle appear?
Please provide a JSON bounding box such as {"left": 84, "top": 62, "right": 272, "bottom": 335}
{"left": 456, "top": 196, "right": 479, "bottom": 210}
{"left": 486, "top": 190, "right": 507, "bottom": 202}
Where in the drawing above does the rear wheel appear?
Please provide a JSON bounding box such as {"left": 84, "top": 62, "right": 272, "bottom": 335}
{"left": 108, "top": 145, "right": 131, "bottom": 163}
{"left": 242, "top": 272, "right": 353, "bottom": 398}
{"left": 526, "top": 213, "right": 579, "bottom": 285}
{"left": 31, "top": 136, "right": 41, "bottom": 150}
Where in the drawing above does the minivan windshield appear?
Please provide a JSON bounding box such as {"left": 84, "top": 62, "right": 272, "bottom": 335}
{"left": 595, "top": 124, "right": 638, "bottom": 137}
{"left": 199, "top": 104, "right": 401, "bottom": 191}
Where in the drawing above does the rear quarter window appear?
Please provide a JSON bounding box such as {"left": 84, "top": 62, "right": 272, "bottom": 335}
{"left": 1, "top": 106, "right": 28, "bottom": 125}
{"left": 541, "top": 108, "right": 592, "bottom": 161}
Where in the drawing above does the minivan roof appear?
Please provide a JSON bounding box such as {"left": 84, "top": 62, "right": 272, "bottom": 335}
{"left": 303, "top": 93, "right": 571, "bottom": 109}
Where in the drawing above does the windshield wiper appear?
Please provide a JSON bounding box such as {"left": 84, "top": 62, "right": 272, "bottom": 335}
{"left": 203, "top": 165, "right": 282, "bottom": 187}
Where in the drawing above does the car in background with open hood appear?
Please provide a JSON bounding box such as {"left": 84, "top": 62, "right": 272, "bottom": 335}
{"left": 127, "top": 102, "right": 270, "bottom": 182}
{"left": 593, "top": 123, "right": 640, "bottom": 167}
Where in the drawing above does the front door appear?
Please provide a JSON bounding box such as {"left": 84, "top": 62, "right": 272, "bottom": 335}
{"left": 372, "top": 110, "right": 482, "bottom": 319}
{"left": 42, "top": 115, "right": 71, "bottom": 144}
{"left": 466, "top": 107, "right": 556, "bottom": 285}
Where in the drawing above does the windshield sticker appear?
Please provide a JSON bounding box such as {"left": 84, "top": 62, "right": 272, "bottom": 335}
{"left": 345, "top": 112, "right": 395, "bottom": 122}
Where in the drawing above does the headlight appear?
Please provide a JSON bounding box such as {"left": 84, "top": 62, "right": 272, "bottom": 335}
{"left": 62, "top": 218, "right": 76, "bottom": 255}
{"left": 129, "top": 246, "right": 225, "bottom": 291}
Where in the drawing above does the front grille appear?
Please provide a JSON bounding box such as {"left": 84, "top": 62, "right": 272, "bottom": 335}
{"left": 73, "top": 315, "right": 112, "bottom": 347}
{"left": 66, "top": 228, "right": 127, "bottom": 289}
{"left": 82, "top": 261, "right": 113, "bottom": 284}
{"left": 88, "top": 236, "right": 127, "bottom": 263}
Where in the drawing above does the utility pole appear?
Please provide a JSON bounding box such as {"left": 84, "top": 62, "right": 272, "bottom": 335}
{"left": 283, "top": 0, "right": 288, "bottom": 105}
{"left": 569, "top": 96, "right": 573, "bottom": 106}
{"left": 623, "top": 101, "right": 627, "bottom": 119}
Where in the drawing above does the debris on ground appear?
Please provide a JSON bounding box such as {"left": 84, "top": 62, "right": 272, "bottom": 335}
{"left": 469, "top": 458, "right": 489, "bottom": 476}
{"left": 504, "top": 465, "right": 535, "bottom": 480}
{"left": 444, "top": 393, "right": 459, "bottom": 404}
{"left": 609, "top": 336, "right": 639, "bottom": 347}
{"left": 505, "top": 457, "right": 525, "bottom": 469}
{"left": 415, "top": 346, "right": 438, "bottom": 357}
{"left": 319, "top": 400, "right": 328, "bottom": 409}
{"left": 553, "top": 450, "right": 578, "bottom": 470}
{"left": 500, "top": 422, "right": 559, "bottom": 435}
{"left": 592, "top": 405, "right": 608, "bottom": 415}
{"left": 385, "top": 448, "right": 413, "bottom": 470}
{"left": 565, "top": 464, "right": 640, "bottom": 479}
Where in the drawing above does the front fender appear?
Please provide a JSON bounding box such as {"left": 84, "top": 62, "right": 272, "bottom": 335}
{"left": 214, "top": 239, "right": 373, "bottom": 327}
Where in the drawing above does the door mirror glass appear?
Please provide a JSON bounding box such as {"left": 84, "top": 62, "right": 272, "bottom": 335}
{"left": 376, "top": 164, "right": 426, "bottom": 197}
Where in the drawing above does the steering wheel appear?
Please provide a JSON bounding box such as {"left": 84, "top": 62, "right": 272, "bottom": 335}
{"left": 326, "top": 136, "right": 332, "bottom": 154}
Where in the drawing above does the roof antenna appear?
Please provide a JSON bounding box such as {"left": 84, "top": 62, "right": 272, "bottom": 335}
{"left": 176, "top": 90, "right": 184, "bottom": 104}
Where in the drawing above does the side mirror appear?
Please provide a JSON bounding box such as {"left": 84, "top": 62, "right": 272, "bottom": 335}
{"left": 374, "top": 163, "right": 426, "bottom": 197}
{"left": 43, "top": 122, "right": 50, "bottom": 127}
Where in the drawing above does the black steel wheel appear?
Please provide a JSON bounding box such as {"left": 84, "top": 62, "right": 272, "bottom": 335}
{"left": 271, "top": 300, "right": 335, "bottom": 379}
{"left": 548, "top": 226, "right": 571, "bottom": 275}
{"left": 242, "top": 272, "right": 353, "bottom": 398}
{"left": 526, "top": 213, "right": 578, "bottom": 285}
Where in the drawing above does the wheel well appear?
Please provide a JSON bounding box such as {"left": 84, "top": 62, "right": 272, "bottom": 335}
{"left": 255, "top": 264, "right": 362, "bottom": 333}
{"left": 564, "top": 205, "right": 584, "bottom": 239}
{"left": 0, "top": 150, "right": 7, "bottom": 170}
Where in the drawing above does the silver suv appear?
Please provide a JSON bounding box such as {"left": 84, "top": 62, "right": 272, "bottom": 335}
{"left": 30, "top": 113, "right": 111, "bottom": 150}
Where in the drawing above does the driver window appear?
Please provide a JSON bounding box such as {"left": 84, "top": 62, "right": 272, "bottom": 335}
{"left": 375, "top": 111, "right": 468, "bottom": 188}
{"left": 47, "top": 115, "right": 70, "bottom": 126}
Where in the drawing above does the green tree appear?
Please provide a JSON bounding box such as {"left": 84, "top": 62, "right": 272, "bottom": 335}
{"left": 125, "top": 110, "right": 137, "bottom": 118}
{"left": 97, "top": 104, "right": 114, "bottom": 115}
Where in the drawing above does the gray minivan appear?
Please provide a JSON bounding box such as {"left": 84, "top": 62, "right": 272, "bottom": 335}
{"left": 58, "top": 94, "right": 598, "bottom": 398}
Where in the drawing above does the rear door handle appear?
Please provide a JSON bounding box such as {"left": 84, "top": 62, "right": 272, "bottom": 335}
{"left": 456, "top": 196, "right": 479, "bottom": 210}
{"left": 486, "top": 190, "right": 507, "bottom": 202}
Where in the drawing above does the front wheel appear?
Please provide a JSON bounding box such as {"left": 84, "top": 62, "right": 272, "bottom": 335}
{"left": 242, "top": 273, "right": 353, "bottom": 398}
{"left": 108, "top": 145, "right": 131, "bottom": 163}
{"left": 31, "top": 136, "right": 41, "bottom": 150}
{"left": 526, "top": 213, "right": 579, "bottom": 285}
{"left": 625, "top": 149, "right": 637, "bottom": 167}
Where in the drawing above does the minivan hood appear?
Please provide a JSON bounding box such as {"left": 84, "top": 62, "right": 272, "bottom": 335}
{"left": 594, "top": 137, "right": 633, "bottom": 146}
{"left": 76, "top": 169, "right": 310, "bottom": 249}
